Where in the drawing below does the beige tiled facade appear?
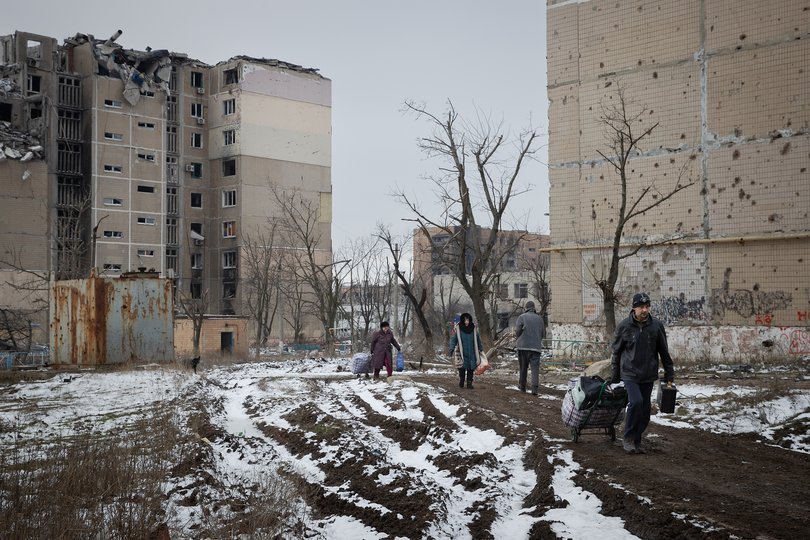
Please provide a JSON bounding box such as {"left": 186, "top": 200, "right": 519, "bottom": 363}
{"left": 546, "top": 0, "right": 810, "bottom": 361}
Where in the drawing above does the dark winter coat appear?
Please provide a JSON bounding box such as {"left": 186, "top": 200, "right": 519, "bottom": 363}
{"left": 370, "top": 329, "right": 400, "bottom": 370}
{"left": 611, "top": 312, "right": 675, "bottom": 384}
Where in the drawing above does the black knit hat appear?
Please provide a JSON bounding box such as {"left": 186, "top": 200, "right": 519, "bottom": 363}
{"left": 632, "top": 292, "right": 651, "bottom": 307}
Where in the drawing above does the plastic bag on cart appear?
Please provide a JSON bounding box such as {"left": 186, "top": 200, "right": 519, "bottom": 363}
{"left": 350, "top": 352, "right": 371, "bottom": 375}
{"left": 572, "top": 375, "right": 607, "bottom": 410}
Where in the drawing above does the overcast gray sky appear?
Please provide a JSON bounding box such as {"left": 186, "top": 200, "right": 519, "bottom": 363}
{"left": 7, "top": 0, "right": 549, "bottom": 245}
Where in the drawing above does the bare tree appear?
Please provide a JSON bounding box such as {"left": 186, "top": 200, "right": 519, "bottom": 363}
{"left": 521, "top": 250, "right": 552, "bottom": 338}
{"left": 176, "top": 289, "right": 209, "bottom": 360}
{"left": 376, "top": 226, "right": 435, "bottom": 361}
{"left": 590, "top": 82, "right": 696, "bottom": 335}
{"left": 241, "top": 223, "right": 281, "bottom": 351}
{"left": 342, "top": 235, "right": 384, "bottom": 350}
{"left": 272, "top": 187, "right": 352, "bottom": 356}
{"left": 398, "top": 100, "right": 540, "bottom": 350}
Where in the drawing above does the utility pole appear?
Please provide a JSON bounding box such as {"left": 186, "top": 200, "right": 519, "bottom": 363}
{"left": 393, "top": 243, "right": 399, "bottom": 336}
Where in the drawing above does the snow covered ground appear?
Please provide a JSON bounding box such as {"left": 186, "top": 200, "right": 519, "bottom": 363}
{"left": 1, "top": 357, "right": 808, "bottom": 538}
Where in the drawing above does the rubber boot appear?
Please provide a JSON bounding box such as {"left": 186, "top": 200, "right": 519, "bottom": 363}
{"left": 458, "top": 368, "right": 465, "bottom": 388}
{"left": 466, "top": 370, "right": 474, "bottom": 389}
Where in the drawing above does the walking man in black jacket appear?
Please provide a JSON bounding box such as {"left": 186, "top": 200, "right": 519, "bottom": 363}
{"left": 611, "top": 293, "right": 675, "bottom": 454}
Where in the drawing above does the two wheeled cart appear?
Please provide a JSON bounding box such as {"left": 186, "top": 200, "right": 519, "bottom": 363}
{"left": 561, "top": 378, "right": 628, "bottom": 442}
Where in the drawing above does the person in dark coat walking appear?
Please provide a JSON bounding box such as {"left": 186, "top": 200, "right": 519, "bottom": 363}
{"left": 449, "top": 313, "right": 483, "bottom": 389}
{"left": 611, "top": 292, "right": 675, "bottom": 454}
{"left": 370, "top": 321, "right": 401, "bottom": 380}
{"left": 514, "top": 301, "right": 545, "bottom": 395}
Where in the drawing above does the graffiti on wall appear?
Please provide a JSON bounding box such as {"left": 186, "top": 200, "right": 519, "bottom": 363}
{"left": 653, "top": 294, "right": 707, "bottom": 324}
{"left": 711, "top": 268, "right": 792, "bottom": 320}
{"left": 780, "top": 327, "right": 810, "bottom": 355}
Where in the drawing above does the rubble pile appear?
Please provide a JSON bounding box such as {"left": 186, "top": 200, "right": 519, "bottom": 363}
{"left": 0, "top": 121, "right": 43, "bottom": 162}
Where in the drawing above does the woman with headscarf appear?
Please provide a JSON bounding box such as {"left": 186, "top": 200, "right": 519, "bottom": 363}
{"left": 449, "top": 313, "right": 484, "bottom": 389}
{"left": 369, "top": 321, "right": 401, "bottom": 380}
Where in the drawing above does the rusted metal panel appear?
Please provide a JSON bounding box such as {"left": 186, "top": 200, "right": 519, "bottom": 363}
{"left": 50, "top": 275, "right": 174, "bottom": 365}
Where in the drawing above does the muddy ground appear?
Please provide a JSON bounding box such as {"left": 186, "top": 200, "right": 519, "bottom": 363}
{"left": 187, "top": 362, "right": 810, "bottom": 539}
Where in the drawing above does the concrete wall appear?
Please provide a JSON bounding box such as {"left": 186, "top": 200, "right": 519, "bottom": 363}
{"left": 546, "top": 0, "right": 810, "bottom": 361}
{"left": 174, "top": 316, "right": 249, "bottom": 359}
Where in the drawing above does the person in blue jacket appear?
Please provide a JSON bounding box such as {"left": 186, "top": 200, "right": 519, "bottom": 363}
{"left": 449, "top": 313, "right": 483, "bottom": 389}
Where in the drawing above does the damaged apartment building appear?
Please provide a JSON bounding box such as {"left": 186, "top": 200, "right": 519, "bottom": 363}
{"left": 545, "top": 0, "right": 809, "bottom": 362}
{"left": 0, "top": 30, "right": 332, "bottom": 346}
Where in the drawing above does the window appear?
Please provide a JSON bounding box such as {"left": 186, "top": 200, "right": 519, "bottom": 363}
{"left": 166, "top": 248, "right": 177, "bottom": 276}
{"left": 222, "top": 221, "right": 236, "bottom": 238}
{"left": 223, "top": 68, "right": 238, "bottom": 85}
{"left": 514, "top": 283, "right": 528, "bottom": 299}
{"left": 191, "top": 253, "right": 203, "bottom": 269}
{"left": 137, "top": 121, "right": 155, "bottom": 129}
{"left": 190, "top": 192, "right": 202, "bottom": 208}
{"left": 190, "top": 282, "right": 202, "bottom": 299}
{"left": 222, "top": 159, "right": 236, "bottom": 177}
{"left": 103, "top": 263, "right": 122, "bottom": 272}
{"left": 27, "top": 75, "right": 41, "bottom": 94}
{"left": 222, "top": 189, "right": 237, "bottom": 207}
{"left": 224, "top": 129, "right": 236, "bottom": 146}
{"left": 137, "top": 216, "right": 156, "bottom": 225}
{"left": 166, "top": 125, "right": 177, "bottom": 153}
{"left": 137, "top": 152, "right": 156, "bottom": 162}
{"left": 104, "top": 164, "right": 122, "bottom": 173}
{"left": 137, "top": 185, "right": 155, "bottom": 193}
{"left": 189, "top": 162, "right": 203, "bottom": 178}
{"left": 104, "top": 132, "right": 123, "bottom": 141}
{"left": 223, "top": 251, "right": 237, "bottom": 269}
{"left": 498, "top": 283, "right": 509, "bottom": 299}
{"left": 104, "top": 99, "right": 123, "bottom": 108}
{"left": 190, "top": 103, "right": 203, "bottom": 118}
{"left": 223, "top": 281, "right": 237, "bottom": 299}
{"left": 103, "top": 230, "right": 123, "bottom": 238}
{"left": 191, "top": 132, "right": 202, "bottom": 148}
{"left": 141, "top": 90, "right": 155, "bottom": 97}
{"left": 137, "top": 249, "right": 155, "bottom": 257}
{"left": 223, "top": 98, "right": 235, "bottom": 115}
{"left": 191, "top": 71, "right": 203, "bottom": 88}
{"left": 103, "top": 197, "right": 123, "bottom": 206}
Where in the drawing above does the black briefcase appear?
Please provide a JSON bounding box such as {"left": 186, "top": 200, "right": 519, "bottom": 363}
{"left": 657, "top": 381, "right": 677, "bottom": 414}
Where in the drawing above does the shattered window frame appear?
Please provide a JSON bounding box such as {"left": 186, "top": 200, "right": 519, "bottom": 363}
{"left": 190, "top": 192, "right": 203, "bottom": 208}
{"left": 137, "top": 249, "right": 155, "bottom": 257}
{"left": 103, "top": 197, "right": 123, "bottom": 206}
{"left": 190, "top": 282, "right": 202, "bottom": 300}
{"left": 191, "top": 253, "right": 203, "bottom": 270}
{"left": 191, "top": 132, "right": 203, "bottom": 149}
{"left": 191, "top": 71, "right": 204, "bottom": 88}
{"left": 26, "top": 74, "right": 42, "bottom": 94}
{"left": 224, "top": 130, "right": 236, "bottom": 146}
{"left": 190, "top": 162, "right": 203, "bottom": 179}
{"left": 137, "top": 121, "right": 155, "bottom": 129}
{"left": 103, "top": 263, "right": 122, "bottom": 272}
{"left": 223, "top": 68, "right": 238, "bottom": 85}
{"left": 103, "top": 230, "right": 124, "bottom": 239}
{"left": 222, "top": 159, "right": 236, "bottom": 177}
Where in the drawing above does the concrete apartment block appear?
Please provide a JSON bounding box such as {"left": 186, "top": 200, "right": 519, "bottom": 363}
{"left": 546, "top": 0, "right": 810, "bottom": 362}
{"left": 0, "top": 30, "right": 332, "bottom": 351}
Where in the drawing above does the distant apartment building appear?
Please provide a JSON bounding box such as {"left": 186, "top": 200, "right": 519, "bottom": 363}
{"left": 413, "top": 226, "right": 550, "bottom": 331}
{"left": 546, "top": 1, "right": 809, "bottom": 361}
{"left": 0, "top": 30, "right": 331, "bottom": 346}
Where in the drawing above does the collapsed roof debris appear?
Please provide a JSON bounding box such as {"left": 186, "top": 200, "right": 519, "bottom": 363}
{"left": 0, "top": 120, "right": 43, "bottom": 162}
{"left": 65, "top": 30, "right": 173, "bottom": 106}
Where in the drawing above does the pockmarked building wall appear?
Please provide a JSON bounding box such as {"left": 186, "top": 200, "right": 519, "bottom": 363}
{"left": 546, "top": 0, "right": 810, "bottom": 362}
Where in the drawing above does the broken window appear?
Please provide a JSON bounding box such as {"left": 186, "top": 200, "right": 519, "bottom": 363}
{"left": 223, "top": 281, "right": 237, "bottom": 299}
{"left": 191, "top": 71, "right": 203, "bottom": 88}
{"left": 104, "top": 99, "right": 123, "bottom": 108}
{"left": 498, "top": 283, "right": 509, "bottom": 300}
{"left": 103, "top": 263, "right": 122, "bottom": 272}
{"left": 190, "top": 282, "right": 202, "bottom": 299}
{"left": 58, "top": 76, "right": 81, "bottom": 108}
{"left": 103, "top": 231, "right": 124, "bottom": 239}
{"left": 189, "top": 162, "right": 203, "bottom": 178}
{"left": 26, "top": 39, "right": 42, "bottom": 61}
{"left": 104, "top": 164, "right": 122, "bottom": 173}
{"left": 191, "top": 253, "right": 203, "bottom": 269}
{"left": 26, "top": 75, "right": 41, "bottom": 94}
{"left": 223, "top": 68, "right": 238, "bottom": 85}
{"left": 191, "top": 132, "right": 202, "bottom": 148}
{"left": 103, "top": 197, "right": 123, "bottom": 206}
{"left": 137, "top": 216, "right": 156, "bottom": 225}
{"left": 137, "top": 152, "right": 156, "bottom": 162}
{"left": 137, "top": 249, "right": 155, "bottom": 257}
{"left": 29, "top": 107, "right": 42, "bottom": 119}
{"left": 222, "top": 189, "right": 236, "bottom": 207}
{"left": 222, "top": 159, "right": 236, "bottom": 177}
{"left": 137, "top": 185, "right": 155, "bottom": 193}
{"left": 0, "top": 103, "right": 11, "bottom": 122}
{"left": 224, "top": 129, "right": 235, "bottom": 146}
{"left": 167, "top": 95, "right": 178, "bottom": 122}
{"left": 104, "top": 132, "right": 123, "bottom": 141}
{"left": 223, "top": 99, "right": 235, "bottom": 115}
{"left": 58, "top": 109, "right": 81, "bottom": 140}
{"left": 190, "top": 103, "right": 203, "bottom": 118}
{"left": 223, "top": 250, "right": 237, "bottom": 269}
{"left": 222, "top": 221, "right": 236, "bottom": 238}
{"left": 166, "top": 156, "right": 178, "bottom": 184}
{"left": 190, "top": 192, "right": 202, "bottom": 208}
{"left": 137, "top": 121, "right": 155, "bottom": 129}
